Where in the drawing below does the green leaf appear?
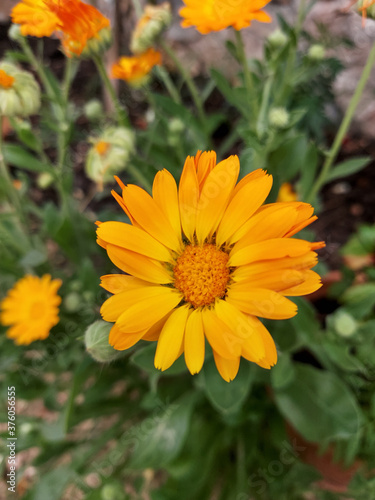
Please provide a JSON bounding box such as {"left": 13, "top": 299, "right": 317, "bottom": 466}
{"left": 202, "top": 358, "right": 254, "bottom": 415}
{"left": 274, "top": 363, "right": 362, "bottom": 442}
{"left": 268, "top": 134, "right": 309, "bottom": 181}
{"left": 128, "top": 393, "right": 196, "bottom": 469}
{"left": 342, "top": 283, "right": 375, "bottom": 318}
{"left": 271, "top": 354, "right": 295, "bottom": 390}
{"left": 31, "top": 466, "right": 75, "bottom": 500}
{"left": 3, "top": 144, "right": 54, "bottom": 174}
{"left": 327, "top": 157, "right": 371, "bottom": 182}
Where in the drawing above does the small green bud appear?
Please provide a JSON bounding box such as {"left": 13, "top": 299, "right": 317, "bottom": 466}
{"left": 37, "top": 172, "right": 54, "bottom": 189}
{"left": 268, "top": 107, "right": 290, "bottom": 129}
{"left": 8, "top": 24, "right": 23, "bottom": 42}
{"left": 307, "top": 44, "right": 326, "bottom": 61}
{"left": 167, "top": 118, "right": 185, "bottom": 147}
{"left": 333, "top": 310, "right": 357, "bottom": 338}
{"left": 84, "top": 99, "right": 103, "bottom": 121}
{"left": 101, "top": 482, "right": 126, "bottom": 500}
{"left": 85, "top": 320, "right": 123, "bottom": 363}
{"left": 64, "top": 292, "right": 82, "bottom": 313}
{"left": 267, "top": 29, "right": 288, "bottom": 48}
{"left": 19, "top": 422, "right": 34, "bottom": 436}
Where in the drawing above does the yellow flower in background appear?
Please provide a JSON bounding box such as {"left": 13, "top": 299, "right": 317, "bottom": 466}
{"left": 0, "top": 275, "right": 62, "bottom": 345}
{"left": 11, "top": 0, "right": 59, "bottom": 38}
{"left": 97, "top": 151, "right": 324, "bottom": 382}
{"left": 180, "top": 0, "right": 272, "bottom": 34}
{"left": 11, "top": 0, "right": 110, "bottom": 57}
{"left": 277, "top": 183, "right": 298, "bottom": 203}
{"left": 111, "top": 48, "right": 162, "bottom": 87}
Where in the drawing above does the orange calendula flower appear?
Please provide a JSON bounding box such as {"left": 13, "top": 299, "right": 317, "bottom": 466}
{"left": 180, "top": 0, "right": 272, "bottom": 34}
{"left": 0, "top": 275, "right": 62, "bottom": 345}
{"left": 11, "top": 0, "right": 110, "bottom": 57}
{"left": 11, "top": 0, "right": 59, "bottom": 38}
{"left": 97, "top": 151, "right": 324, "bottom": 382}
{"left": 111, "top": 48, "right": 162, "bottom": 87}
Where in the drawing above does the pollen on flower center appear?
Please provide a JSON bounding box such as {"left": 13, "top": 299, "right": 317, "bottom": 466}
{"left": 173, "top": 244, "right": 230, "bottom": 308}
{"left": 0, "top": 69, "right": 15, "bottom": 89}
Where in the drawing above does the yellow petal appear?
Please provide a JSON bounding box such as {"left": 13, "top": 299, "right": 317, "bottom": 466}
{"left": 195, "top": 156, "right": 240, "bottom": 244}
{"left": 201, "top": 307, "right": 242, "bottom": 359}
{"left": 229, "top": 238, "right": 314, "bottom": 267}
{"left": 179, "top": 156, "right": 199, "bottom": 242}
{"left": 216, "top": 172, "right": 272, "bottom": 246}
{"left": 214, "top": 300, "right": 265, "bottom": 361}
{"left": 101, "top": 285, "right": 168, "bottom": 322}
{"left": 234, "top": 269, "right": 305, "bottom": 292}
{"left": 122, "top": 184, "right": 181, "bottom": 252}
{"left": 107, "top": 244, "right": 173, "bottom": 284}
{"left": 154, "top": 304, "right": 191, "bottom": 371}
{"left": 226, "top": 286, "right": 297, "bottom": 319}
{"left": 280, "top": 270, "right": 322, "bottom": 296}
{"left": 195, "top": 150, "right": 217, "bottom": 190}
{"left": 213, "top": 351, "right": 240, "bottom": 382}
{"left": 116, "top": 288, "right": 182, "bottom": 332}
{"left": 109, "top": 324, "right": 146, "bottom": 350}
{"left": 143, "top": 311, "right": 173, "bottom": 341}
{"left": 97, "top": 221, "right": 172, "bottom": 262}
{"left": 184, "top": 309, "right": 205, "bottom": 375}
{"left": 241, "top": 318, "right": 276, "bottom": 367}
{"left": 100, "top": 274, "right": 152, "bottom": 294}
{"left": 153, "top": 169, "right": 182, "bottom": 238}
{"left": 232, "top": 252, "right": 318, "bottom": 281}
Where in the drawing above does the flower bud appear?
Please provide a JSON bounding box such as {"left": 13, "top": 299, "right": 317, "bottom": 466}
{"left": 64, "top": 292, "right": 82, "bottom": 313}
{"left": 333, "top": 310, "right": 357, "bottom": 338}
{"left": 84, "top": 99, "right": 103, "bottom": 122}
{"left": 8, "top": 24, "right": 23, "bottom": 42}
{"left": 268, "top": 107, "right": 290, "bottom": 129}
{"left": 85, "top": 320, "right": 123, "bottom": 363}
{"left": 131, "top": 3, "right": 172, "bottom": 54}
{"left": 167, "top": 118, "right": 185, "bottom": 146}
{"left": 85, "top": 126, "right": 135, "bottom": 188}
{"left": 37, "top": 172, "right": 54, "bottom": 189}
{"left": 267, "top": 29, "right": 288, "bottom": 48}
{"left": 276, "top": 183, "right": 298, "bottom": 203}
{"left": 0, "top": 61, "right": 40, "bottom": 117}
{"left": 101, "top": 482, "right": 126, "bottom": 500}
{"left": 307, "top": 44, "right": 326, "bottom": 61}
{"left": 66, "top": 27, "right": 112, "bottom": 59}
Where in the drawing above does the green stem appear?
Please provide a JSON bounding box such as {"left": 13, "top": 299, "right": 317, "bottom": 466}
{"left": 160, "top": 40, "right": 208, "bottom": 136}
{"left": 256, "top": 74, "right": 273, "bottom": 139}
{"left": 0, "top": 115, "right": 29, "bottom": 234}
{"left": 92, "top": 54, "right": 129, "bottom": 127}
{"left": 234, "top": 30, "right": 257, "bottom": 118}
{"left": 306, "top": 39, "right": 375, "bottom": 203}
{"left": 155, "top": 65, "right": 182, "bottom": 104}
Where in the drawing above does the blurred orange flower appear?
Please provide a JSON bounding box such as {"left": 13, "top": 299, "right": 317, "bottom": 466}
{"left": 180, "top": 0, "right": 272, "bottom": 34}
{"left": 0, "top": 69, "right": 15, "bottom": 89}
{"left": 11, "top": 0, "right": 110, "bottom": 57}
{"left": 111, "top": 48, "right": 162, "bottom": 86}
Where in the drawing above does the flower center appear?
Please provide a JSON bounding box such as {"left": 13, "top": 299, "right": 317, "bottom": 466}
{"left": 0, "top": 70, "right": 15, "bottom": 89}
{"left": 95, "top": 140, "right": 110, "bottom": 155}
{"left": 173, "top": 244, "right": 230, "bottom": 308}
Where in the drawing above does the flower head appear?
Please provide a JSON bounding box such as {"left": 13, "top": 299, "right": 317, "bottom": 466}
{"left": 85, "top": 126, "right": 135, "bottom": 188}
{"left": 131, "top": 2, "right": 172, "bottom": 54}
{"left": 277, "top": 183, "right": 298, "bottom": 203}
{"left": 180, "top": 0, "right": 272, "bottom": 34}
{"left": 11, "top": 0, "right": 110, "bottom": 57}
{"left": 97, "top": 152, "right": 324, "bottom": 382}
{"left": 111, "top": 48, "right": 162, "bottom": 87}
{"left": 0, "top": 275, "right": 62, "bottom": 345}
{"left": 0, "top": 61, "right": 40, "bottom": 117}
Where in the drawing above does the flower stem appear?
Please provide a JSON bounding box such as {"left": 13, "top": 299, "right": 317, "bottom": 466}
{"left": 234, "top": 29, "right": 258, "bottom": 118}
{"left": 160, "top": 40, "right": 209, "bottom": 138}
{"left": 306, "top": 39, "right": 375, "bottom": 203}
{"left": 155, "top": 65, "right": 182, "bottom": 105}
{"left": 92, "top": 54, "right": 130, "bottom": 127}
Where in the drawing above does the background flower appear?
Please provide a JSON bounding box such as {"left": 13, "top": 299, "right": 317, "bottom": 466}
{"left": 111, "top": 48, "right": 162, "bottom": 87}
{"left": 0, "top": 275, "right": 62, "bottom": 345}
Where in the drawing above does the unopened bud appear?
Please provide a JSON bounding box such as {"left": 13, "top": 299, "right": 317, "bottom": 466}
{"left": 307, "top": 44, "right": 326, "bottom": 61}
{"left": 101, "top": 482, "right": 126, "bottom": 500}
{"left": 37, "top": 172, "right": 54, "bottom": 189}
{"left": 333, "top": 310, "right": 357, "bottom": 338}
{"left": 84, "top": 99, "right": 103, "bottom": 121}
{"left": 131, "top": 3, "right": 172, "bottom": 54}
{"left": 8, "top": 24, "right": 23, "bottom": 42}
{"left": 85, "top": 320, "right": 123, "bottom": 363}
{"left": 267, "top": 29, "right": 288, "bottom": 48}
{"left": 0, "top": 61, "right": 40, "bottom": 117}
{"left": 268, "top": 107, "right": 290, "bottom": 129}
